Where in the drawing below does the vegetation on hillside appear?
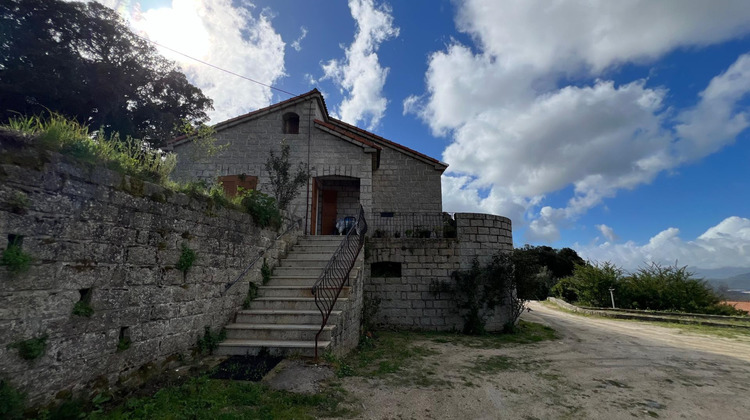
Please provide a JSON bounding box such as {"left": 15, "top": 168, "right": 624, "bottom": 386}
{"left": 2, "top": 113, "right": 285, "bottom": 229}
{"left": 552, "top": 262, "right": 747, "bottom": 316}
{"left": 0, "top": 0, "right": 213, "bottom": 146}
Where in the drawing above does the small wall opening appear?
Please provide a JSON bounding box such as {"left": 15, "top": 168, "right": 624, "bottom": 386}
{"left": 371, "top": 261, "right": 402, "bottom": 278}
{"left": 118, "top": 326, "right": 131, "bottom": 351}
{"left": 7, "top": 234, "right": 23, "bottom": 247}
{"left": 282, "top": 112, "right": 300, "bottom": 134}
{"left": 78, "top": 288, "right": 91, "bottom": 303}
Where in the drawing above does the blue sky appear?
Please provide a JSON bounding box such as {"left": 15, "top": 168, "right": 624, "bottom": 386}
{"left": 97, "top": 0, "right": 750, "bottom": 276}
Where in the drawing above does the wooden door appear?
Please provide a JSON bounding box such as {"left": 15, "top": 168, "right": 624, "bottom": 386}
{"left": 320, "top": 190, "right": 337, "bottom": 235}
{"left": 310, "top": 180, "right": 318, "bottom": 235}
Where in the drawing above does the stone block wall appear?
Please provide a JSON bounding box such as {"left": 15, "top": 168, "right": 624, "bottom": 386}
{"left": 0, "top": 141, "right": 300, "bottom": 405}
{"left": 171, "top": 98, "right": 375, "bottom": 234}
{"left": 364, "top": 213, "right": 513, "bottom": 331}
{"left": 329, "top": 252, "right": 365, "bottom": 356}
{"left": 371, "top": 147, "right": 443, "bottom": 214}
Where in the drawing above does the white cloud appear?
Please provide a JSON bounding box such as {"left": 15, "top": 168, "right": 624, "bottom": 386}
{"left": 291, "top": 26, "right": 308, "bottom": 52}
{"left": 321, "top": 0, "right": 399, "bottom": 130}
{"left": 410, "top": 0, "right": 750, "bottom": 246}
{"left": 675, "top": 53, "right": 750, "bottom": 161}
{"left": 455, "top": 0, "right": 750, "bottom": 74}
{"left": 84, "top": 0, "right": 287, "bottom": 123}
{"left": 579, "top": 217, "right": 750, "bottom": 270}
{"left": 596, "top": 224, "right": 618, "bottom": 243}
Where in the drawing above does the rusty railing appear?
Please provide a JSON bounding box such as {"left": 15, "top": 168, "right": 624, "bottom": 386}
{"left": 311, "top": 205, "right": 367, "bottom": 359}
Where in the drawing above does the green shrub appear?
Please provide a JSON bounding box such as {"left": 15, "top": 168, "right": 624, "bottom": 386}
{"left": 117, "top": 337, "right": 131, "bottom": 352}
{"left": 238, "top": 189, "right": 282, "bottom": 229}
{"left": 449, "top": 254, "right": 521, "bottom": 335}
{"left": 261, "top": 259, "right": 272, "bottom": 285}
{"left": 1, "top": 239, "right": 32, "bottom": 275}
{"left": 7, "top": 335, "right": 47, "bottom": 360}
{"left": 553, "top": 261, "right": 746, "bottom": 316}
{"left": 552, "top": 262, "right": 621, "bottom": 307}
{"left": 0, "top": 379, "right": 25, "bottom": 419}
{"left": 196, "top": 326, "right": 226, "bottom": 355}
{"left": 243, "top": 282, "right": 259, "bottom": 309}
{"left": 177, "top": 244, "right": 196, "bottom": 274}
{"left": 72, "top": 300, "right": 94, "bottom": 317}
{"left": 619, "top": 263, "right": 743, "bottom": 315}
{"left": 8, "top": 191, "right": 31, "bottom": 214}
{"left": 5, "top": 113, "right": 176, "bottom": 184}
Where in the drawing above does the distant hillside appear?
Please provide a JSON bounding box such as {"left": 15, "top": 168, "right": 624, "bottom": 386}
{"left": 707, "top": 272, "right": 750, "bottom": 291}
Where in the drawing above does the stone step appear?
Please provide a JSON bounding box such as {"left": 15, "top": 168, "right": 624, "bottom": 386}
{"left": 224, "top": 323, "right": 335, "bottom": 341}
{"left": 248, "top": 297, "right": 348, "bottom": 311}
{"left": 235, "top": 309, "right": 340, "bottom": 324}
{"left": 290, "top": 245, "right": 341, "bottom": 254}
{"left": 297, "top": 238, "right": 344, "bottom": 247}
{"left": 272, "top": 266, "right": 325, "bottom": 277}
{"left": 268, "top": 276, "right": 320, "bottom": 286}
{"left": 258, "top": 285, "right": 350, "bottom": 298}
{"left": 283, "top": 253, "right": 335, "bottom": 261}
{"left": 216, "top": 339, "right": 329, "bottom": 358}
{"left": 280, "top": 258, "right": 330, "bottom": 269}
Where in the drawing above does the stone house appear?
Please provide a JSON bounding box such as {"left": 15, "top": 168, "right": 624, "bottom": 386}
{"left": 0, "top": 91, "right": 513, "bottom": 405}
{"left": 170, "top": 89, "right": 447, "bottom": 236}
{"left": 171, "top": 89, "right": 515, "bottom": 354}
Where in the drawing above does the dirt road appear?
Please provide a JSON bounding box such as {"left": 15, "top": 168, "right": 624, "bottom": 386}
{"left": 337, "top": 301, "right": 750, "bottom": 419}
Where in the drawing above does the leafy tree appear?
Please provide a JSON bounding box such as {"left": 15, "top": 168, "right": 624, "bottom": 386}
{"left": 512, "top": 245, "right": 585, "bottom": 299}
{"left": 264, "top": 142, "right": 309, "bottom": 214}
{"left": 551, "top": 262, "right": 621, "bottom": 307}
{"left": 0, "top": 0, "right": 213, "bottom": 146}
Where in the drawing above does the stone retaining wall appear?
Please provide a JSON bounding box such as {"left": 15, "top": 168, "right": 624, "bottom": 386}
{"left": 0, "top": 137, "right": 300, "bottom": 405}
{"left": 365, "top": 213, "right": 513, "bottom": 331}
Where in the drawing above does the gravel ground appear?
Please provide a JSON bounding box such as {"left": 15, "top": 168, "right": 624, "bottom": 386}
{"left": 334, "top": 301, "right": 750, "bottom": 419}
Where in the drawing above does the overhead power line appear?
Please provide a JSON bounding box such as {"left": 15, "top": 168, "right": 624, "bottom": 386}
{"left": 134, "top": 32, "right": 297, "bottom": 97}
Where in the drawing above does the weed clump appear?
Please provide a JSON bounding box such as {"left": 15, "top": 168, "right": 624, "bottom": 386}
{"left": 72, "top": 301, "right": 94, "bottom": 317}
{"left": 243, "top": 282, "right": 259, "bottom": 309}
{"left": 7, "top": 335, "right": 47, "bottom": 360}
{"left": 8, "top": 191, "right": 31, "bottom": 214}
{"left": 177, "top": 244, "right": 196, "bottom": 274}
{"left": 261, "top": 259, "right": 272, "bottom": 285}
{"left": 196, "top": 326, "right": 226, "bottom": 355}
{"left": 1, "top": 238, "right": 32, "bottom": 275}
{"left": 0, "top": 379, "right": 26, "bottom": 419}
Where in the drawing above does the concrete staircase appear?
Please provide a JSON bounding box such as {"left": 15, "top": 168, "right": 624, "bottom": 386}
{"left": 216, "top": 236, "right": 352, "bottom": 357}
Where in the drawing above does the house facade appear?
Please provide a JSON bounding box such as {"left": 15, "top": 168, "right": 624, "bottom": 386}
{"left": 171, "top": 89, "right": 515, "bottom": 334}
{"left": 170, "top": 89, "right": 446, "bottom": 236}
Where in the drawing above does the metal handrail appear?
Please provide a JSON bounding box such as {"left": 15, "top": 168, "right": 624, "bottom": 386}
{"left": 370, "top": 211, "right": 455, "bottom": 239}
{"left": 221, "top": 217, "right": 303, "bottom": 296}
{"left": 311, "top": 205, "right": 368, "bottom": 359}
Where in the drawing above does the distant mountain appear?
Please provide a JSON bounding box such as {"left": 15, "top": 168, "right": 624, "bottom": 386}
{"left": 692, "top": 267, "right": 750, "bottom": 280}
{"left": 705, "top": 272, "right": 750, "bottom": 291}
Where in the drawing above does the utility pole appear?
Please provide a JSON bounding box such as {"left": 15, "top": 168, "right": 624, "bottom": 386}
{"left": 608, "top": 287, "right": 616, "bottom": 309}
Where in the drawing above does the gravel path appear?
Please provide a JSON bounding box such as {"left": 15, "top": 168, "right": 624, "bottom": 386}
{"left": 335, "top": 301, "right": 750, "bottom": 419}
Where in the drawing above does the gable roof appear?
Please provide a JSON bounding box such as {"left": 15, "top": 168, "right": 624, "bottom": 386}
{"left": 168, "top": 89, "right": 448, "bottom": 172}
{"left": 314, "top": 119, "right": 381, "bottom": 151}
{"left": 168, "top": 89, "right": 327, "bottom": 146}
{"left": 328, "top": 117, "right": 448, "bottom": 170}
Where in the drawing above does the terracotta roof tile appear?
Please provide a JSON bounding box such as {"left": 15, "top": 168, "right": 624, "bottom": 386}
{"left": 328, "top": 118, "right": 447, "bottom": 168}
{"left": 314, "top": 119, "right": 381, "bottom": 150}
